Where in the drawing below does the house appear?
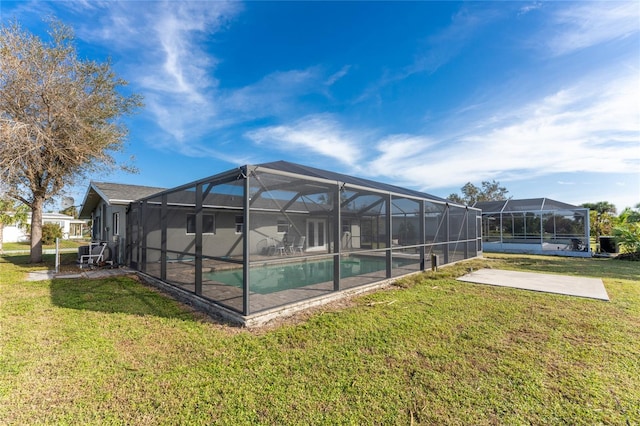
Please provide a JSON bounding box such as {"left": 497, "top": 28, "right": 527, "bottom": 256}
{"left": 2, "top": 212, "right": 87, "bottom": 244}
{"left": 475, "top": 198, "right": 591, "bottom": 257}
{"left": 78, "top": 182, "right": 166, "bottom": 262}
{"left": 80, "top": 161, "right": 483, "bottom": 325}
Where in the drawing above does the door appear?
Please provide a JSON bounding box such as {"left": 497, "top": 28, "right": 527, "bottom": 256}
{"left": 307, "top": 219, "right": 327, "bottom": 252}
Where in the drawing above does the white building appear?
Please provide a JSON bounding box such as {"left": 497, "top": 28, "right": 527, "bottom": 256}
{"left": 2, "top": 212, "right": 88, "bottom": 243}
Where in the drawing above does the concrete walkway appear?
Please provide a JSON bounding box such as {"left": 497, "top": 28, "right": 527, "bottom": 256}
{"left": 457, "top": 269, "right": 609, "bottom": 301}
{"left": 26, "top": 267, "right": 135, "bottom": 281}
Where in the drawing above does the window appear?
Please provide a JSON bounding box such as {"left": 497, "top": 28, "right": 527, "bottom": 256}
{"left": 70, "top": 223, "right": 83, "bottom": 238}
{"left": 277, "top": 219, "right": 289, "bottom": 233}
{"left": 235, "top": 215, "right": 244, "bottom": 234}
{"left": 112, "top": 212, "right": 120, "bottom": 236}
{"left": 186, "top": 214, "right": 215, "bottom": 234}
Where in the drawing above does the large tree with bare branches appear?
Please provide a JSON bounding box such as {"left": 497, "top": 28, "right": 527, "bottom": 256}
{"left": 0, "top": 20, "right": 142, "bottom": 263}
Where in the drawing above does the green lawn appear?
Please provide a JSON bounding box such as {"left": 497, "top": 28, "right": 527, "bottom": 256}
{"left": 1, "top": 239, "right": 88, "bottom": 252}
{"left": 1, "top": 253, "right": 638, "bottom": 425}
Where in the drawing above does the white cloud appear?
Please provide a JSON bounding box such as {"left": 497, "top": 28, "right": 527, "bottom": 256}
{"left": 69, "top": 1, "right": 352, "bottom": 163}
{"left": 222, "top": 68, "right": 324, "bottom": 116}
{"left": 74, "top": 1, "right": 241, "bottom": 150}
{"left": 325, "top": 65, "right": 351, "bottom": 86}
{"left": 518, "top": 2, "right": 543, "bottom": 16}
{"left": 245, "top": 114, "right": 363, "bottom": 166}
{"left": 546, "top": 1, "right": 640, "bottom": 56}
{"left": 368, "top": 135, "right": 438, "bottom": 177}
{"left": 361, "top": 69, "right": 640, "bottom": 191}
{"left": 240, "top": 63, "right": 638, "bottom": 195}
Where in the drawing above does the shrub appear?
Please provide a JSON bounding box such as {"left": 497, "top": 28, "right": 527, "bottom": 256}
{"left": 613, "top": 223, "right": 640, "bottom": 260}
{"left": 41, "top": 223, "right": 63, "bottom": 245}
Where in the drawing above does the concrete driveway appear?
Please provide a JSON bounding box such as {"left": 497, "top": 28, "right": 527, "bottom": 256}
{"left": 457, "top": 268, "right": 609, "bottom": 301}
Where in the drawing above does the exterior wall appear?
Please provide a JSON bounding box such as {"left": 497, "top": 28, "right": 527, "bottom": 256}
{"left": 91, "top": 201, "right": 127, "bottom": 241}
{"left": 2, "top": 224, "right": 28, "bottom": 243}
{"left": 157, "top": 207, "right": 245, "bottom": 259}
{"left": 146, "top": 207, "right": 318, "bottom": 258}
{"left": 89, "top": 201, "right": 127, "bottom": 264}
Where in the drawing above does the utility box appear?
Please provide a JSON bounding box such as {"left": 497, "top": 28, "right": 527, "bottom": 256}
{"left": 599, "top": 236, "right": 618, "bottom": 254}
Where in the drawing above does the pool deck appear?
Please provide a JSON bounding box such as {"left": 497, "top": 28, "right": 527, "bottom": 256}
{"left": 457, "top": 269, "right": 609, "bottom": 301}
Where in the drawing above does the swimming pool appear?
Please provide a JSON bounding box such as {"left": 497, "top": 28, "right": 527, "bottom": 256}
{"left": 204, "top": 256, "right": 417, "bottom": 295}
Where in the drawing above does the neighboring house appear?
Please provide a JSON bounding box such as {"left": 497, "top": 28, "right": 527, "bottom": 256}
{"left": 78, "top": 182, "right": 166, "bottom": 261}
{"left": 475, "top": 198, "right": 591, "bottom": 257}
{"left": 2, "top": 212, "right": 87, "bottom": 243}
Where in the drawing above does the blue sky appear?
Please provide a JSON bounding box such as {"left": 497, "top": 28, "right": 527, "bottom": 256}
{"left": 3, "top": 1, "right": 639, "bottom": 212}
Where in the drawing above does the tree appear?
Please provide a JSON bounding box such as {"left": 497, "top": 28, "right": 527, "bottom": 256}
{"left": 0, "top": 197, "right": 29, "bottom": 252}
{"left": 0, "top": 20, "right": 142, "bottom": 262}
{"left": 581, "top": 201, "right": 617, "bottom": 244}
{"left": 614, "top": 202, "right": 640, "bottom": 260}
{"left": 613, "top": 223, "right": 640, "bottom": 258}
{"left": 448, "top": 180, "right": 510, "bottom": 206}
{"left": 60, "top": 205, "right": 78, "bottom": 219}
{"left": 618, "top": 203, "right": 640, "bottom": 224}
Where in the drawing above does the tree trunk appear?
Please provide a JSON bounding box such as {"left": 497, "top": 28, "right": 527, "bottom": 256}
{"left": 30, "top": 197, "right": 44, "bottom": 263}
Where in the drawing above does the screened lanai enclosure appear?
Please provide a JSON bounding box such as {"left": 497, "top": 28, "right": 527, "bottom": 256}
{"left": 475, "top": 198, "right": 590, "bottom": 257}
{"left": 127, "top": 161, "right": 481, "bottom": 320}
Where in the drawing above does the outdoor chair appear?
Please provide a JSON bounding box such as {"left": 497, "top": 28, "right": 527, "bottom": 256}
{"left": 274, "top": 239, "right": 288, "bottom": 256}
{"left": 291, "top": 236, "right": 306, "bottom": 254}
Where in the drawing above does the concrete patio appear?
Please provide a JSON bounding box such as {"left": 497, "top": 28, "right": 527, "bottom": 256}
{"left": 457, "top": 268, "right": 609, "bottom": 301}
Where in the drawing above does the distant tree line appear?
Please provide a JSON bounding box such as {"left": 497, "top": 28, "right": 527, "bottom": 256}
{"left": 448, "top": 180, "right": 511, "bottom": 206}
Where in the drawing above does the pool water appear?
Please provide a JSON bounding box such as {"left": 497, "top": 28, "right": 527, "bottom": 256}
{"left": 205, "top": 256, "right": 417, "bottom": 295}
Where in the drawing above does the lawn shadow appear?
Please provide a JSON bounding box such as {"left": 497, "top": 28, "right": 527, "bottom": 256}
{"left": 49, "top": 275, "right": 203, "bottom": 321}
{"left": 1, "top": 252, "right": 78, "bottom": 270}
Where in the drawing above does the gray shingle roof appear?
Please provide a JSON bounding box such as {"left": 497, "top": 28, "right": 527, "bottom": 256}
{"left": 91, "top": 182, "right": 166, "bottom": 203}
{"left": 78, "top": 182, "right": 166, "bottom": 218}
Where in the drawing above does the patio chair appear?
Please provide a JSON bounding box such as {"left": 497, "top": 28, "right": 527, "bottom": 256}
{"left": 266, "top": 237, "right": 288, "bottom": 256}
{"left": 291, "top": 236, "right": 306, "bottom": 254}
{"left": 274, "top": 239, "right": 288, "bottom": 256}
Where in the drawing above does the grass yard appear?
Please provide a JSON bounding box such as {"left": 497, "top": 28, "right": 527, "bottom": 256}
{"left": 1, "top": 239, "right": 89, "bottom": 252}
{"left": 1, "top": 253, "right": 638, "bottom": 424}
